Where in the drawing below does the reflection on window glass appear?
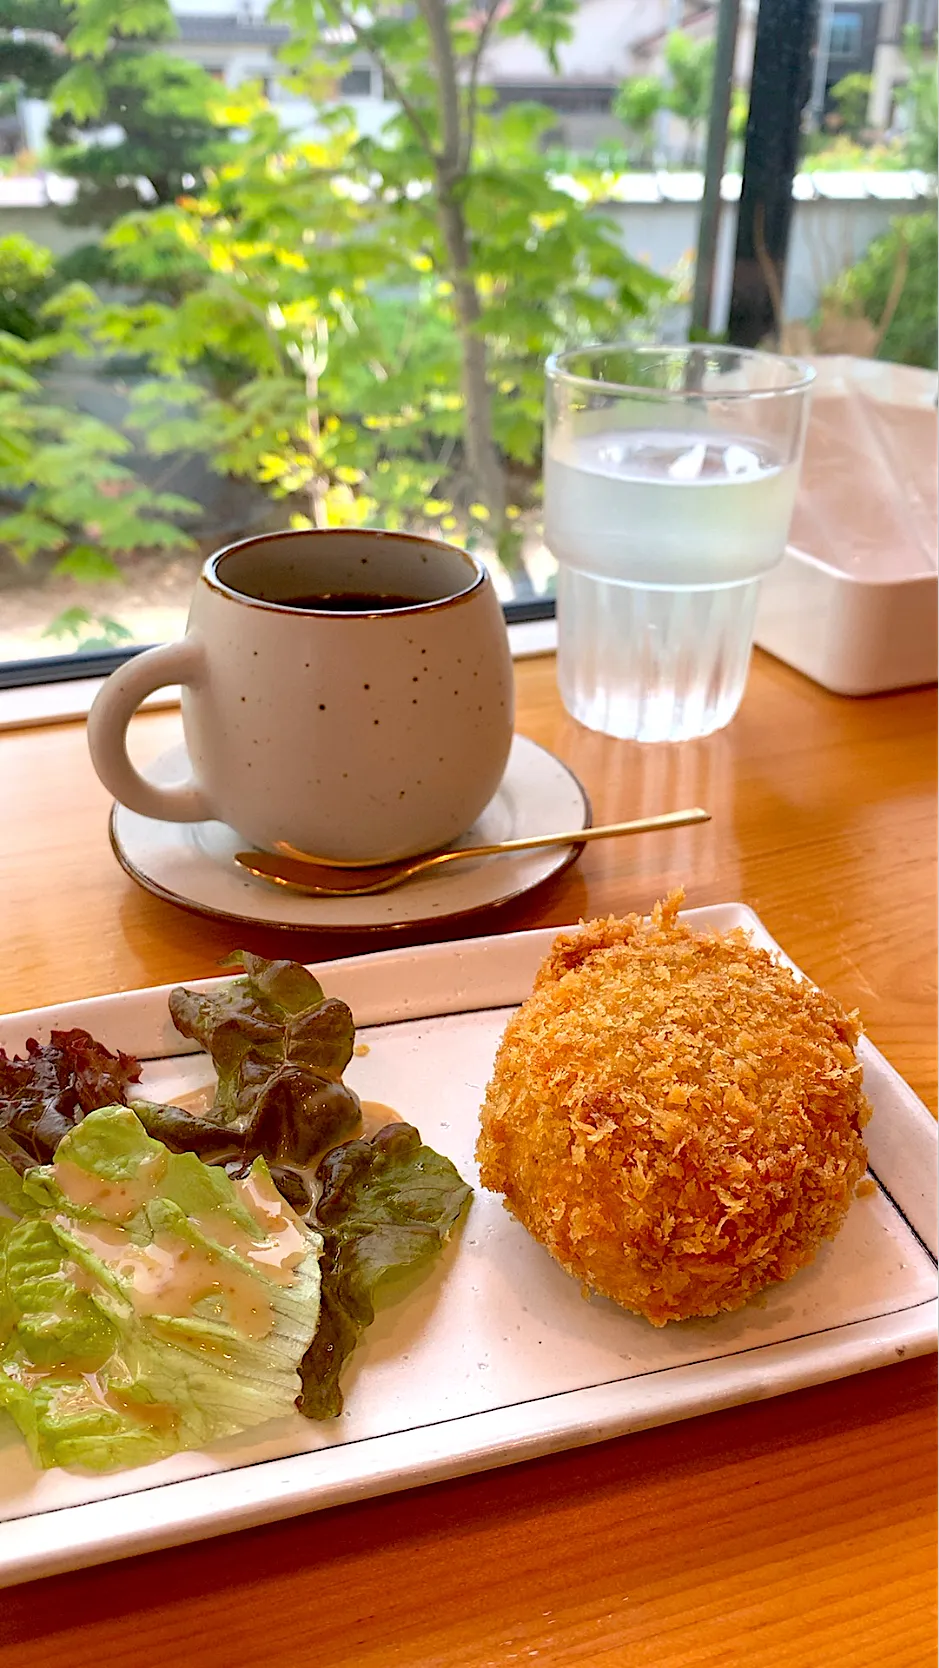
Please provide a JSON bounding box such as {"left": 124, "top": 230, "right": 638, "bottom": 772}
{"left": 828, "top": 13, "right": 863, "bottom": 59}
{"left": 339, "top": 67, "right": 376, "bottom": 98}
{"left": 0, "top": 0, "right": 935, "bottom": 678}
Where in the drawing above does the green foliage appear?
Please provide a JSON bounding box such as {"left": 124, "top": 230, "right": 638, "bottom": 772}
{"left": 829, "top": 73, "right": 872, "bottom": 140}
{"left": 50, "top": 60, "right": 106, "bottom": 121}
{"left": 0, "top": 236, "right": 56, "bottom": 339}
{"left": 801, "top": 133, "right": 906, "bottom": 170}
{"left": 41, "top": 605, "right": 134, "bottom": 650}
{"left": 824, "top": 211, "right": 938, "bottom": 369}
{"left": 61, "top": 0, "right": 174, "bottom": 59}
{"left": 0, "top": 34, "right": 61, "bottom": 99}
{"left": 83, "top": 2, "right": 662, "bottom": 545}
{"left": 1, "top": 0, "right": 662, "bottom": 594}
{"left": 50, "top": 53, "right": 229, "bottom": 228}
{"left": 896, "top": 25, "right": 938, "bottom": 173}
{"left": 664, "top": 31, "right": 714, "bottom": 130}
{"left": 88, "top": 97, "right": 658, "bottom": 536}
{"left": 663, "top": 31, "right": 716, "bottom": 163}
{"left": 0, "top": 319, "right": 199, "bottom": 574}
{"left": 615, "top": 31, "right": 720, "bottom": 166}
{"left": 612, "top": 76, "right": 662, "bottom": 164}
{"left": 0, "top": 0, "right": 226, "bottom": 228}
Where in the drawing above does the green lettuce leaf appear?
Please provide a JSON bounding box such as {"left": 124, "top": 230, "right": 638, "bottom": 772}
{"left": 298, "top": 1123, "right": 472, "bottom": 1421}
{"left": 0, "top": 958, "right": 363, "bottom": 1213}
{"left": 0, "top": 1107, "right": 323, "bottom": 1471}
{"left": 151, "top": 951, "right": 361, "bottom": 1169}
{"left": 0, "top": 1153, "right": 34, "bottom": 1218}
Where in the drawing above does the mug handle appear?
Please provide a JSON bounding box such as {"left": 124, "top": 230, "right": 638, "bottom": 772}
{"left": 87, "top": 637, "right": 215, "bottom": 823}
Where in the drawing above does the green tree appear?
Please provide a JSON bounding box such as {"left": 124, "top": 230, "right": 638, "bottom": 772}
{"left": 2, "top": 0, "right": 662, "bottom": 602}
{"left": 830, "top": 72, "right": 872, "bottom": 139}
{"left": 265, "top": 0, "right": 659, "bottom": 544}
{"left": 612, "top": 74, "right": 662, "bottom": 165}
{"left": 82, "top": 0, "right": 661, "bottom": 558}
{"left": 615, "top": 32, "right": 722, "bottom": 169}
{"left": 824, "top": 211, "right": 938, "bottom": 370}
{"left": 896, "top": 24, "right": 938, "bottom": 173}
{"left": 49, "top": 54, "right": 228, "bottom": 231}
{"left": 0, "top": 0, "right": 226, "bottom": 233}
{"left": 663, "top": 31, "right": 715, "bottom": 164}
{"left": 0, "top": 288, "right": 198, "bottom": 584}
{"left": 0, "top": 1, "right": 212, "bottom": 619}
{"left": 0, "top": 235, "right": 56, "bottom": 338}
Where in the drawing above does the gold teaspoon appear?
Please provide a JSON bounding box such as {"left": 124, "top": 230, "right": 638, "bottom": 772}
{"left": 234, "top": 807, "right": 710, "bottom": 898}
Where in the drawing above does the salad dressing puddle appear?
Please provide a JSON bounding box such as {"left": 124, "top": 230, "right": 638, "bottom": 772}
{"left": 359, "top": 1101, "right": 404, "bottom": 1137}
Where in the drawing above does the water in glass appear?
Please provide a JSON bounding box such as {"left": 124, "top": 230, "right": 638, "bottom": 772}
{"left": 545, "top": 425, "right": 800, "bottom": 743}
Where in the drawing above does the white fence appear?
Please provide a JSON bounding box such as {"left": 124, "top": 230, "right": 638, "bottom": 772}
{"left": 0, "top": 169, "right": 933, "bottom": 329}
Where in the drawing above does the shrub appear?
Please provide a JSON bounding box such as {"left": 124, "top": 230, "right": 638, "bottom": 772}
{"left": 823, "top": 211, "right": 938, "bottom": 370}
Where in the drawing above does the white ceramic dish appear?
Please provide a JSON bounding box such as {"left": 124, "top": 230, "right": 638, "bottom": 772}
{"left": 109, "top": 733, "right": 589, "bottom": 931}
{"left": 0, "top": 903, "right": 935, "bottom": 1588}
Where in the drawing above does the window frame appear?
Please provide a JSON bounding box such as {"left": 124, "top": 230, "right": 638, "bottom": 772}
{"left": 0, "top": 599, "right": 557, "bottom": 691}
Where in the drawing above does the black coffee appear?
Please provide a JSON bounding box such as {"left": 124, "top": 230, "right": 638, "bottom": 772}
{"left": 273, "top": 591, "right": 422, "bottom": 613}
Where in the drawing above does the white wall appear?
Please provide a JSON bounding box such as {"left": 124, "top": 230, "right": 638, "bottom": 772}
{"left": 598, "top": 191, "right": 928, "bottom": 330}
{"left": 4, "top": 184, "right": 928, "bottom": 331}
{"left": 480, "top": 0, "right": 672, "bottom": 83}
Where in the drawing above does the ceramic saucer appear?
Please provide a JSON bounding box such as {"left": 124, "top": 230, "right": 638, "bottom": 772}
{"left": 109, "top": 735, "right": 590, "bottom": 932}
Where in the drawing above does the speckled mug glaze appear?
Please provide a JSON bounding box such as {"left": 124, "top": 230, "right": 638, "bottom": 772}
{"left": 87, "top": 529, "right": 515, "bottom": 862}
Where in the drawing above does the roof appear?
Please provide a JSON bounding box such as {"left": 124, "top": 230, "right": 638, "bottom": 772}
{"left": 175, "top": 14, "right": 290, "bottom": 45}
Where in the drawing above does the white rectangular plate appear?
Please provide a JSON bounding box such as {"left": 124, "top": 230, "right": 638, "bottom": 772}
{"left": 0, "top": 903, "right": 935, "bottom": 1588}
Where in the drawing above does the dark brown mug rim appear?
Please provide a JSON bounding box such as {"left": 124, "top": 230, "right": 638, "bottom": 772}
{"left": 202, "top": 527, "right": 487, "bottom": 617}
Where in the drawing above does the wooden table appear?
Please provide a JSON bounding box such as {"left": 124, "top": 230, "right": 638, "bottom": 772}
{"left": 0, "top": 651, "right": 935, "bottom": 1666}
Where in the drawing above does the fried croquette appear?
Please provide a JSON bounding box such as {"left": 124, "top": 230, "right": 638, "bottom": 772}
{"left": 476, "top": 892, "right": 870, "bottom": 1325}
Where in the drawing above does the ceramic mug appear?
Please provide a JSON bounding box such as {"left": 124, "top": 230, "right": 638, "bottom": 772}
{"left": 87, "top": 528, "right": 515, "bottom": 862}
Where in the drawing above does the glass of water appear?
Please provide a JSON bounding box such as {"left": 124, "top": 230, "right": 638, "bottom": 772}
{"left": 544, "top": 344, "right": 814, "bottom": 742}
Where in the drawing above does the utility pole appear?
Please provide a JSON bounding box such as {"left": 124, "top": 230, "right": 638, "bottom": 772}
{"left": 690, "top": 0, "right": 743, "bottom": 336}
{"left": 727, "top": 0, "right": 818, "bottom": 348}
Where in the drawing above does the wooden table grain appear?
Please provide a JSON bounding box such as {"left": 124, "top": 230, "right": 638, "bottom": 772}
{"left": 0, "top": 649, "right": 935, "bottom": 1667}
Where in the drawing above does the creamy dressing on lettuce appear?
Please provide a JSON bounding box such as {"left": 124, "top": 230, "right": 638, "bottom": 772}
{"left": 0, "top": 1107, "right": 323, "bottom": 1471}
{"left": 0, "top": 951, "right": 473, "bottom": 1470}
{"left": 52, "top": 1152, "right": 168, "bottom": 1221}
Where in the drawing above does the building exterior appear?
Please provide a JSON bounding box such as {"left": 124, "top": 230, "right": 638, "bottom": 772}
{"left": 480, "top": 0, "right": 714, "bottom": 149}
{"left": 868, "top": 0, "right": 938, "bottom": 126}
{"left": 164, "top": 0, "right": 726, "bottom": 152}
{"left": 827, "top": 0, "right": 883, "bottom": 88}
{"left": 5, "top": 0, "right": 935, "bottom": 162}
{"left": 163, "top": 2, "right": 394, "bottom": 137}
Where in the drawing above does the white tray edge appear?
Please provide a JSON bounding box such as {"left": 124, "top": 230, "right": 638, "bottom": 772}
{"left": 0, "top": 1300, "right": 934, "bottom": 1590}
{"left": 0, "top": 901, "right": 935, "bottom": 1587}
{"left": 0, "top": 903, "right": 763, "bottom": 1053}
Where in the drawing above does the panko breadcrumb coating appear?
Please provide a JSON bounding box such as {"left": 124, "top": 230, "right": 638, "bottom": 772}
{"left": 476, "top": 892, "right": 870, "bottom": 1325}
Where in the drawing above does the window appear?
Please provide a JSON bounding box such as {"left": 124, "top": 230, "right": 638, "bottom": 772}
{"left": 339, "top": 66, "right": 377, "bottom": 98}
{"left": 493, "top": 83, "right": 616, "bottom": 115}
{"left": 828, "top": 12, "right": 863, "bottom": 58}
{"left": 1, "top": 0, "right": 933, "bottom": 690}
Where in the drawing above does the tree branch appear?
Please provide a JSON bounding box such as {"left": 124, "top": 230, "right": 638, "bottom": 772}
{"left": 415, "top": 0, "right": 463, "bottom": 179}
{"left": 464, "top": 0, "right": 501, "bottom": 169}
{"left": 329, "top": 0, "right": 436, "bottom": 159}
